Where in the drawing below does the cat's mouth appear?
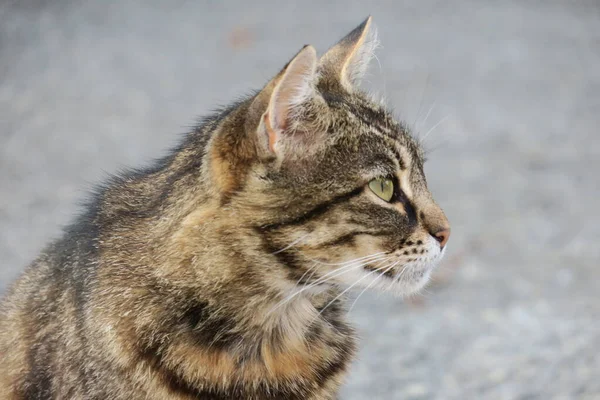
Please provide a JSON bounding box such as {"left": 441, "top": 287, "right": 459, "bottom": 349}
{"left": 359, "top": 255, "right": 442, "bottom": 295}
{"left": 333, "top": 237, "right": 445, "bottom": 295}
{"left": 292, "top": 237, "right": 445, "bottom": 297}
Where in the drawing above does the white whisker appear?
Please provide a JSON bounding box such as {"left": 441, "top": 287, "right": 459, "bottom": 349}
{"left": 421, "top": 114, "right": 449, "bottom": 143}
{"left": 294, "top": 261, "right": 318, "bottom": 287}
{"left": 419, "top": 101, "right": 436, "bottom": 132}
{"left": 320, "top": 259, "right": 400, "bottom": 315}
{"left": 295, "top": 255, "right": 388, "bottom": 294}
{"left": 305, "top": 252, "right": 386, "bottom": 267}
{"left": 271, "top": 233, "right": 311, "bottom": 255}
{"left": 395, "top": 263, "right": 412, "bottom": 286}
{"left": 419, "top": 287, "right": 434, "bottom": 298}
{"left": 413, "top": 74, "right": 431, "bottom": 127}
{"left": 267, "top": 253, "right": 389, "bottom": 315}
{"left": 349, "top": 260, "right": 402, "bottom": 313}
{"left": 301, "top": 255, "right": 388, "bottom": 290}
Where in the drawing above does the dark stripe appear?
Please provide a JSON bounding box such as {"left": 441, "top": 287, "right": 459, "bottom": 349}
{"left": 323, "top": 92, "right": 406, "bottom": 170}
{"left": 254, "top": 228, "right": 304, "bottom": 271}
{"left": 137, "top": 343, "right": 231, "bottom": 400}
{"left": 314, "top": 356, "right": 348, "bottom": 390}
{"left": 403, "top": 198, "right": 418, "bottom": 226}
{"left": 319, "top": 232, "right": 359, "bottom": 248}
{"left": 179, "top": 301, "right": 241, "bottom": 349}
{"left": 315, "top": 230, "right": 394, "bottom": 249}
{"left": 364, "top": 263, "right": 396, "bottom": 278}
{"left": 272, "top": 247, "right": 303, "bottom": 270}
{"left": 136, "top": 302, "right": 354, "bottom": 399}
{"left": 323, "top": 93, "right": 388, "bottom": 132}
{"left": 137, "top": 342, "right": 310, "bottom": 400}
{"left": 337, "top": 99, "right": 398, "bottom": 140}
{"left": 261, "top": 187, "right": 364, "bottom": 230}
{"left": 21, "top": 270, "right": 59, "bottom": 399}
{"left": 311, "top": 323, "right": 353, "bottom": 390}
{"left": 391, "top": 146, "right": 406, "bottom": 170}
{"left": 392, "top": 177, "right": 418, "bottom": 226}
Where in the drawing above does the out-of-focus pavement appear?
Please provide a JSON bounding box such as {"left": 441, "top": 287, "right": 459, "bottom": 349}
{"left": 1, "top": 1, "right": 599, "bottom": 398}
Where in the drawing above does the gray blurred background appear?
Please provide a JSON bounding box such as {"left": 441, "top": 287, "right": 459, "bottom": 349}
{"left": 1, "top": 1, "right": 599, "bottom": 399}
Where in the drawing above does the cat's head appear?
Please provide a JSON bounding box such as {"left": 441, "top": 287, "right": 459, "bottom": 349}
{"left": 209, "top": 17, "right": 450, "bottom": 297}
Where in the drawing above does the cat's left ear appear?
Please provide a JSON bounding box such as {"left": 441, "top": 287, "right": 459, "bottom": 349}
{"left": 319, "top": 16, "right": 378, "bottom": 91}
{"left": 253, "top": 45, "right": 321, "bottom": 159}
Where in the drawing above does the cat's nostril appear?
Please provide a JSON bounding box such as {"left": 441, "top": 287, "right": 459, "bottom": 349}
{"left": 431, "top": 228, "right": 450, "bottom": 249}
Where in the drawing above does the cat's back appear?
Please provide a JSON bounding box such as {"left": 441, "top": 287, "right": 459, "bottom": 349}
{"left": 1, "top": 255, "right": 60, "bottom": 397}
{"left": 0, "top": 221, "right": 96, "bottom": 399}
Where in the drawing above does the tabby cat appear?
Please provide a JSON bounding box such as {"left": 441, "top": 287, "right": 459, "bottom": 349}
{"left": 0, "top": 17, "right": 450, "bottom": 400}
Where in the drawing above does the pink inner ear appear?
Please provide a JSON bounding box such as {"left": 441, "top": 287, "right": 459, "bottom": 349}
{"left": 269, "top": 74, "right": 304, "bottom": 133}
{"left": 264, "top": 113, "right": 278, "bottom": 153}
{"left": 262, "top": 45, "right": 318, "bottom": 157}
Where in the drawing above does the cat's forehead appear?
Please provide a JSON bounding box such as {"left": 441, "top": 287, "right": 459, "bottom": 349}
{"left": 323, "top": 91, "right": 425, "bottom": 167}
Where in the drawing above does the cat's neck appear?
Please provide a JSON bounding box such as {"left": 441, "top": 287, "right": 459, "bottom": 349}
{"left": 93, "top": 181, "right": 357, "bottom": 397}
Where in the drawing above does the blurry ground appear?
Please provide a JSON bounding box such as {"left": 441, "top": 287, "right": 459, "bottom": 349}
{"left": 1, "top": 1, "right": 599, "bottom": 399}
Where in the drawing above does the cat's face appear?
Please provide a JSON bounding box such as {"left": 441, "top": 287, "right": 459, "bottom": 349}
{"left": 212, "top": 18, "right": 449, "bottom": 297}
{"left": 252, "top": 93, "right": 450, "bottom": 297}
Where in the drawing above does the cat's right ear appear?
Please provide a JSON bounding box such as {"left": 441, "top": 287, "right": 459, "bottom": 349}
{"left": 319, "top": 16, "right": 378, "bottom": 92}
{"left": 248, "top": 45, "right": 321, "bottom": 160}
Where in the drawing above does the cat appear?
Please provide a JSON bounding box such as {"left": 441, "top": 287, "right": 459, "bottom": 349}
{"left": 0, "top": 17, "right": 450, "bottom": 400}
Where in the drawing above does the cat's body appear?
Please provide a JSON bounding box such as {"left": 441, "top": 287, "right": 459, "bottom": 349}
{"left": 0, "top": 18, "right": 450, "bottom": 400}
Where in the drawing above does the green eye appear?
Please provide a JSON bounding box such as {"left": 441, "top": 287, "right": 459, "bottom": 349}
{"left": 368, "top": 178, "right": 394, "bottom": 202}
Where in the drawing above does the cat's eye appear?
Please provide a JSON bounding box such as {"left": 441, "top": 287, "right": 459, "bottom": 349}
{"left": 368, "top": 178, "right": 394, "bottom": 202}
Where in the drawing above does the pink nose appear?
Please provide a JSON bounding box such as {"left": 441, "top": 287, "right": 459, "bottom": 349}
{"left": 432, "top": 228, "right": 450, "bottom": 249}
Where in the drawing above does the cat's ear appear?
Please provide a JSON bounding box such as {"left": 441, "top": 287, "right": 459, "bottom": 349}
{"left": 254, "top": 45, "right": 320, "bottom": 158}
{"left": 319, "top": 16, "right": 378, "bottom": 91}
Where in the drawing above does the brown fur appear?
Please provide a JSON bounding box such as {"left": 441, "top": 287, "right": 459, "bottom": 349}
{"left": 0, "top": 17, "right": 449, "bottom": 399}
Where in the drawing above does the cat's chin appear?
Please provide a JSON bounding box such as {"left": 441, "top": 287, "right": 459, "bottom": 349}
{"left": 389, "top": 248, "right": 446, "bottom": 296}
{"left": 390, "top": 266, "right": 434, "bottom": 296}
{"left": 359, "top": 262, "right": 433, "bottom": 297}
{"left": 341, "top": 245, "right": 446, "bottom": 297}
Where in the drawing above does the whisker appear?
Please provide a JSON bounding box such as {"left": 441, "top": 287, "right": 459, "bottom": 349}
{"left": 348, "top": 260, "right": 402, "bottom": 313}
{"left": 419, "top": 101, "right": 436, "bottom": 134}
{"left": 301, "top": 255, "right": 388, "bottom": 290}
{"left": 372, "top": 52, "right": 387, "bottom": 106}
{"left": 304, "top": 252, "right": 386, "bottom": 267}
{"left": 294, "top": 261, "right": 318, "bottom": 287}
{"left": 419, "top": 287, "right": 435, "bottom": 298}
{"left": 304, "top": 258, "right": 327, "bottom": 285}
{"left": 271, "top": 233, "right": 311, "bottom": 255}
{"left": 295, "top": 255, "right": 389, "bottom": 295}
{"left": 423, "top": 139, "right": 450, "bottom": 156}
{"left": 421, "top": 114, "right": 449, "bottom": 142}
{"left": 394, "top": 262, "right": 412, "bottom": 287}
{"left": 267, "top": 254, "right": 389, "bottom": 315}
{"left": 413, "top": 73, "right": 431, "bottom": 127}
{"left": 320, "top": 259, "right": 400, "bottom": 316}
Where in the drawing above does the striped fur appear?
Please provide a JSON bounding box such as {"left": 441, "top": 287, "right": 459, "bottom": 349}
{"left": 0, "top": 17, "right": 449, "bottom": 399}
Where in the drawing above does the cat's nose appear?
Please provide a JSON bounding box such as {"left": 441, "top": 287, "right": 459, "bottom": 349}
{"left": 419, "top": 201, "right": 451, "bottom": 249}
{"left": 431, "top": 227, "right": 450, "bottom": 249}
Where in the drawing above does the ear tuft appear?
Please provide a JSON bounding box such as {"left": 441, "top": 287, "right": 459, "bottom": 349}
{"left": 319, "top": 16, "right": 379, "bottom": 91}
{"left": 262, "top": 45, "right": 318, "bottom": 155}
{"left": 342, "top": 17, "right": 379, "bottom": 86}
{"left": 267, "top": 45, "right": 318, "bottom": 136}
